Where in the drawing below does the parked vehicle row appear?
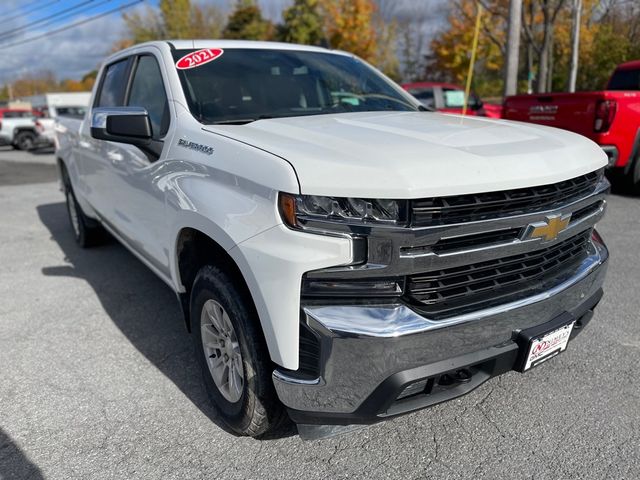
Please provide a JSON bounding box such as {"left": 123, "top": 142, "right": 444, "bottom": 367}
{"left": 56, "top": 40, "right": 608, "bottom": 439}
{"left": 0, "top": 104, "right": 87, "bottom": 151}
{"left": 402, "top": 81, "right": 502, "bottom": 118}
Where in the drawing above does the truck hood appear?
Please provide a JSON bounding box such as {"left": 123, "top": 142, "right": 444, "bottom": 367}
{"left": 206, "top": 111, "right": 607, "bottom": 198}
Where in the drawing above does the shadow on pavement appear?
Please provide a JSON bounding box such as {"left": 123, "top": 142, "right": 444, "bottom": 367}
{"left": 0, "top": 427, "right": 44, "bottom": 480}
{"left": 36, "top": 201, "right": 295, "bottom": 440}
{"left": 30, "top": 148, "right": 56, "bottom": 156}
{"left": 0, "top": 161, "right": 57, "bottom": 186}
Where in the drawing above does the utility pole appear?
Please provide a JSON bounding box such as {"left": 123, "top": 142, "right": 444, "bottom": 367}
{"left": 504, "top": 0, "right": 522, "bottom": 97}
{"left": 568, "top": 0, "right": 582, "bottom": 92}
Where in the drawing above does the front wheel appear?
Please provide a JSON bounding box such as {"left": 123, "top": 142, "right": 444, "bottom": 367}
{"left": 190, "top": 265, "right": 288, "bottom": 437}
{"left": 14, "top": 131, "right": 35, "bottom": 151}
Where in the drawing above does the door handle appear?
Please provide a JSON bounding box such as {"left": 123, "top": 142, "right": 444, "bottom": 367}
{"left": 107, "top": 150, "right": 124, "bottom": 163}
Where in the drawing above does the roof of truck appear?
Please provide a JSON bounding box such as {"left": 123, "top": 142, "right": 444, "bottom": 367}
{"left": 617, "top": 59, "right": 640, "bottom": 70}
{"left": 105, "top": 40, "right": 352, "bottom": 65}
{"left": 167, "top": 40, "right": 338, "bottom": 53}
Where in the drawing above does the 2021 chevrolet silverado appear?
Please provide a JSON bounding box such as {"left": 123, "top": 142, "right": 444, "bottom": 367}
{"left": 56, "top": 40, "right": 609, "bottom": 438}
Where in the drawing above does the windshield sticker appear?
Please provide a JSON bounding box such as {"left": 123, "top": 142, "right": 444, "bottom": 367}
{"left": 176, "top": 48, "right": 223, "bottom": 70}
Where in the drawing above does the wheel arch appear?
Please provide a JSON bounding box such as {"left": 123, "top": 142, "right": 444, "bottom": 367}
{"left": 173, "top": 226, "right": 280, "bottom": 365}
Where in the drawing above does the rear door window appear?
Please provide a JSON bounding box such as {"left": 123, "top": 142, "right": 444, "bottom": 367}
{"left": 127, "top": 55, "right": 170, "bottom": 138}
{"left": 96, "top": 58, "right": 131, "bottom": 107}
{"left": 608, "top": 69, "right": 640, "bottom": 90}
{"left": 3, "top": 111, "right": 33, "bottom": 118}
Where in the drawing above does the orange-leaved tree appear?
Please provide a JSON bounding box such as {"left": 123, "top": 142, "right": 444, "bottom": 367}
{"left": 429, "top": 0, "right": 507, "bottom": 96}
{"left": 324, "top": 0, "right": 379, "bottom": 62}
{"left": 323, "top": 0, "right": 399, "bottom": 80}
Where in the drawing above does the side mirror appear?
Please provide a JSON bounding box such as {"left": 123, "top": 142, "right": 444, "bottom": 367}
{"left": 91, "top": 107, "right": 152, "bottom": 146}
{"left": 471, "top": 98, "right": 484, "bottom": 111}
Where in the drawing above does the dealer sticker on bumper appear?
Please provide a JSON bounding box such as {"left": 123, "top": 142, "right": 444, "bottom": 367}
{"left": 524, "top": 321, "right": 575, "bottom": 371}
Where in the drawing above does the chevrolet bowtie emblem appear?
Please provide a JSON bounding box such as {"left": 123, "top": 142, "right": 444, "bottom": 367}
{"left": 526, "top": 214, "right": 572, "bottom": 242}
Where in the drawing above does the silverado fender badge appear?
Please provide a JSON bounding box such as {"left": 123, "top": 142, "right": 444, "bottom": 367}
{"left": 177, "top": 138, "right": 214, "bottom": 155}
{"left": 523, "top": 213, "right": 572, "bottom": 242}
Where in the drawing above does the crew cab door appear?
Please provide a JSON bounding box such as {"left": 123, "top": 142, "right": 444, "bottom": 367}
{"left": 99, "top": 52, "right": 175, "bottom": 277}
{"left": 78, "top": 57, "right": 133, "bottom": 217}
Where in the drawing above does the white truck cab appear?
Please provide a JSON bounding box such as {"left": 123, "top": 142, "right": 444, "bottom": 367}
{"left": 56, "top": 40, "right": 609, "bottom": 438}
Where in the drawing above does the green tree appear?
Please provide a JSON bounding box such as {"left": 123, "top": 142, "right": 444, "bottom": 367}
{"left": 375, "top": 18, "right": 400, "bottom": 81}
{"left": 0, "top": 85, "right": 9, "bottom": 103}
{"left": 161, "top": 0, "right": 191, "bottom": 39}
{"left": 222, "top": 0, "right": 274, "bottom": 41}
{"left": 122, "top": 0, "right": 223, "bottom": 44}
{"left": 277, "top": 0, "right": 325, "bottom": 45}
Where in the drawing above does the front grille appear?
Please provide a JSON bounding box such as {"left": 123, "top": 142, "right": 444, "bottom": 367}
{"left": 411, "top": 170, "right": 602, "bottom": 226}
{"left": 406, "top": 230, "right": 592, "bottom": 318}
{"left": 431, "top": 227, "right": 522, "bottom": 254}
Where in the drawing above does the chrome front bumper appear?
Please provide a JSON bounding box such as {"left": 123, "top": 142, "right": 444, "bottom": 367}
{"left": 273, "top": 234, "right": 608, "bottom": 423}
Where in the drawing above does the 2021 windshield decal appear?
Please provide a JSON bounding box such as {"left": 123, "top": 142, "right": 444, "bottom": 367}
{"left": 175, "top": 48, "right": 223, "bottom": 70}
{"left": 177, "top": 138, "right": 214, "bottom": 155}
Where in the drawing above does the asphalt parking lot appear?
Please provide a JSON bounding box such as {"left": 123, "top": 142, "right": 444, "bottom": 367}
{"left": 0, "top": 147, "right": 639, "bottom": 480}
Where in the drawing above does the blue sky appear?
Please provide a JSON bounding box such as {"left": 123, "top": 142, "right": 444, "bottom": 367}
{"left": 0, "top": 0, "right": 444, "bottom": 85}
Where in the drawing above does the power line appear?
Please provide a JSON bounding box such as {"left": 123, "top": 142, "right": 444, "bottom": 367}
{"left": 0, "top": 0, "right": 101, "bottom": 42}
{"left": 0, "top": 0, "right": 42, "bottom": 16}
{"left": 0, "top": 0, "right": 143, "bottom": 50}
{"left": 0, "top": 0, "right": 115, "bottom": 43}
{"left": 2, "top": 0, "right": 62, "bottom": 24}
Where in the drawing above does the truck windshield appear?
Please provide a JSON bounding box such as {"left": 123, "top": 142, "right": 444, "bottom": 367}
{"left": 608, "top": 68, "right": 640, "bottom": 90}
{"left": 172, "top": 48, "right": 419, "bottom": 124}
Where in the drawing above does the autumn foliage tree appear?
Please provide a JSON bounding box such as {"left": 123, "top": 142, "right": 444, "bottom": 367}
{"left": 0, "top": 70, "right": 96, "bottom": 101}
{"left": 324, "top": 0, "right": 378, "bottom": 61}
{"left": 122, "top": 0, "right": 224, "bottom": 43}
{"left": 429, "top": 1, "right": 507, "bottom": 95}
{"left": 429, "top": 0, "right": 640, "bottom": 96}
{"left": 324, "top": 0, "right": 400, "bottom": 80}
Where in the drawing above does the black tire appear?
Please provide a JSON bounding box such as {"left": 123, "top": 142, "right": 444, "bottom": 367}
{"left": 627, "top": 154, "right": 640, "bottom": 195}
{"left": 14, "top": 131, "right": 35, "bottom": 151}
{"left": 61, "top": 165, "right": 102, "bottom": 247}
{"left": 190, "top": 265, "right": 288, "bottom": 437}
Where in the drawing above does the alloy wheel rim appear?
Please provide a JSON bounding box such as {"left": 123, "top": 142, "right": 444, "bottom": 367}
{"left": 20, "top": 136, "right": 33, "bottom": 150}
{"left": 200, "top": 299, "right": 244, "bottom": 403}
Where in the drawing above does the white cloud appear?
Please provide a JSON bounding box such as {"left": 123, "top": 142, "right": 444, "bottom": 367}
{"left": 0, "top": 9, "right": 125, "bottom": 83}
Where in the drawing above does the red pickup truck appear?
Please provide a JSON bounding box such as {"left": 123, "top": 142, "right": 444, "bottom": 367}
{"left": 503, "top": 60, "right": 640, "bottom": 191}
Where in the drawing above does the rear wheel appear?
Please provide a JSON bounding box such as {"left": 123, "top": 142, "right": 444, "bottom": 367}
{"left": 628, "top": 154, "right": 640, "bottom": 195}
{"left": 190, "top": 265, "right": 288, "bottom": 437}
{"left": 14, "top": 131, "right": 35, "bottom": 151}
{"left": 61, "top": 166, "right": 102, "bottom": 247}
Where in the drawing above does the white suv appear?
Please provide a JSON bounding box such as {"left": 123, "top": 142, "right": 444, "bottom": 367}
{"left": 56, "top": 40, "right": 609, "bottom": 438}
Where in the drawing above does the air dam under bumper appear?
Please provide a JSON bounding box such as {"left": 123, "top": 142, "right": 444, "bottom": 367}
{"left": 273, "top": 235, "right": 608, "bottom": 425}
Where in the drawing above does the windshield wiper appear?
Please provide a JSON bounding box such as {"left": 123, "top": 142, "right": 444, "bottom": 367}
{"left": 210, "top": 115, "right": 274, "bottom": 125}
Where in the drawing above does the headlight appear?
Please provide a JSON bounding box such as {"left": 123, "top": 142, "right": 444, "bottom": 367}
{"left": 279, "top": 193, "right": 407, "bottom": 228}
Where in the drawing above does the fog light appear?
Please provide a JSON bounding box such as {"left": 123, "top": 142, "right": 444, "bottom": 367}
{"left": 397, "top": 379, "right": 429, "bottom": 400}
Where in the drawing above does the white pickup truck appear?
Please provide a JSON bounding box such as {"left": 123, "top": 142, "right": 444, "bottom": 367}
{"left": 56, "top": 40, "right": 609, "bottom": 438}
{"left": 0, "top": 110, "right": 38, "bottom": 150}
